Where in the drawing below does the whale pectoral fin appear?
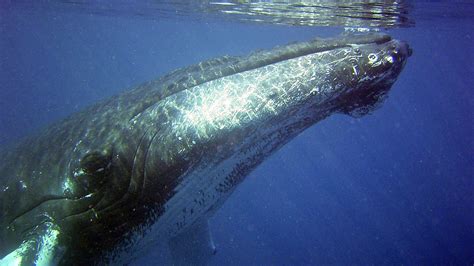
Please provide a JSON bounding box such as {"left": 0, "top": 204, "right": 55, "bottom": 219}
{"left": 0, "top": 223, "right": 63, "bottom": 266}
{"left": 169, "top": 219, "right": 217, "bottom": 265}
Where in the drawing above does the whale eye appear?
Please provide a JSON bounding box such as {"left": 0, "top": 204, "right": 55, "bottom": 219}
{"left": 80, "top": 151, "right": 110, "bottom": 176}
{"left": 69, "top": 150, "right": 111, "bottom": 197}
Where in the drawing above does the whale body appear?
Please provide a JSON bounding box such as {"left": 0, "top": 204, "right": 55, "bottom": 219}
{"left": 0, "top": 33, "right": 410, "bottom": 265}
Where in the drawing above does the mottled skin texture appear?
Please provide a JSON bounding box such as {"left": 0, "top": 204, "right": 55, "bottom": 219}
{"left": 0, "top": 34, "right": 410, "bottom": 264}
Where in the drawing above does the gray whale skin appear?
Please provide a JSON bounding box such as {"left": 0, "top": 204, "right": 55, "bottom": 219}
{"left": 0, "top": 33, "right": 410, "bottom": 265}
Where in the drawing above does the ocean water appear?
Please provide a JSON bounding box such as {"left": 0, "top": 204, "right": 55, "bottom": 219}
{"left": 0, "top": 1, "right": 473, "bottom": 265}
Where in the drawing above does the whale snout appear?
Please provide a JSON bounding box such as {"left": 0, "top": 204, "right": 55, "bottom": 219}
{"left": 368, "top": 39, "right": 410, "bottom": 77}
{"left": 336, "top": 38, "right": 411, "bottom": 117}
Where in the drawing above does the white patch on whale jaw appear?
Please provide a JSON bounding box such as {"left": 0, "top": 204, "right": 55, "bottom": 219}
{"left": 0, "top": 222, "right": 62, "bottom": 266}
{"left": 0, "top": 247, "right": 24, "bottom": 266}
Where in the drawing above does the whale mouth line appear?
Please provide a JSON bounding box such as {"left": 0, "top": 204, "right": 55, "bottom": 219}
{"left": 7, "top": 195, "right": 68, "bottom": 226}
{"left": 7, "top": 192, "right": 106, "bottom": 241}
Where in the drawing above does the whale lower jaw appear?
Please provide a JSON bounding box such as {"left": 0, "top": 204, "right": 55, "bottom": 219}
{"left": 107, "top": 116, "right": 311, "bottom": 264}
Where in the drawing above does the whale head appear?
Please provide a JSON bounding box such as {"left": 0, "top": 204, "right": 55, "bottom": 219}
{"left": 0, "top": 33, "right": 410, "bottom": 265}
{"left": 70, "top": 34, "right": 411, "bottom": 262}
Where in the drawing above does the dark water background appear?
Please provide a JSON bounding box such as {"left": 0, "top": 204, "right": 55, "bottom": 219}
{"left": 1, "top": 1, "right": 473, "bottom": 265}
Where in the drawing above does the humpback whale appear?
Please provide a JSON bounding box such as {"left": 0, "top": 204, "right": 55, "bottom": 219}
{"left": 0, "top": 33, "right": 410, "bottom": 265}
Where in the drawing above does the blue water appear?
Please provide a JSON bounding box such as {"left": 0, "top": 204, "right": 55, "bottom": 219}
{"left": 1, "top": 2, "right": 473, "bottom": 265}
